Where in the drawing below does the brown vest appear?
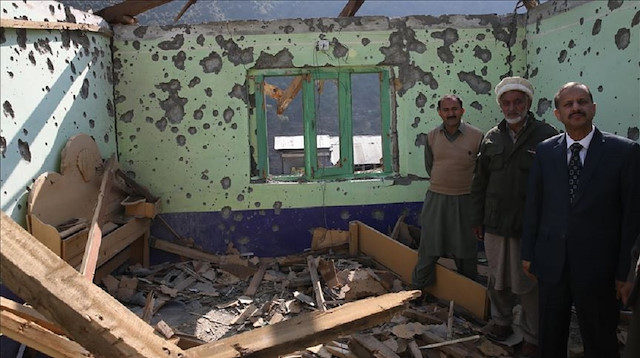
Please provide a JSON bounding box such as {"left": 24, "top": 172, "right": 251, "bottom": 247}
{"left": 428, "top": 124, "right": 483, "bottom": 195}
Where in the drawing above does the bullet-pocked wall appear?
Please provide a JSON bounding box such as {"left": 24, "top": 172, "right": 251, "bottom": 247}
{"left": 113, "top": 14, "right": 526, "bottom": 257}
{"left": 0, "top": 1, "right": 115, "bottom": 225}
{"left": 525, "top": 0, "right": 639, "bottom": 139}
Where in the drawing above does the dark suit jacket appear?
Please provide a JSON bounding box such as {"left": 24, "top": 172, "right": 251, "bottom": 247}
{"left": 522, "top": 128, "right": 640, "bottom": 286}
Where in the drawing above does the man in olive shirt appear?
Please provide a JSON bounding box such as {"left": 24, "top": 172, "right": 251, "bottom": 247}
{"left": 471, "top": 77, "right": 557, "bottom": 357}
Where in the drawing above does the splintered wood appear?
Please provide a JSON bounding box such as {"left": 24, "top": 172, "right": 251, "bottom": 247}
{"left": 5, "top": 215, "right": 603, "bottom": 358}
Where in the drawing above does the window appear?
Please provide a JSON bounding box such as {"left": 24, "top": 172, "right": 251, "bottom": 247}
{"left": 249, "top": 67, "right": 394, "bottom": 181}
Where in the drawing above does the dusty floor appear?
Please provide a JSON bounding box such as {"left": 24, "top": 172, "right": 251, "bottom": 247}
{"left": 106, "top": 248, "right": 631, "bottom": 358}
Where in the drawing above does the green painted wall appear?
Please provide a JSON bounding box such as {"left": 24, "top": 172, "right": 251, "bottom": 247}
{"left": 113, "top": 14, "right": 525, "bottom": 214}
{"left": 2, "top": 0, "right": 637, "bottom": 226}
{"left": 525, "top": 1, "right": 639, "bottom": 139}
{"left": 0, "top": 2, "right": 115, "bottom": 224}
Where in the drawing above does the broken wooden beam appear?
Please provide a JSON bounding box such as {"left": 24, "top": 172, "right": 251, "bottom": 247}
{"left": 350, "top": 333, "right": 400, "bottom": 358}
{"left": 0, "top": 211, "right": 187, "bottom": 357}
{"left": 244, "top": 262, "right": 268, "bottom": 297}
{"left": 186, "top": 290, "right": 420, "bottom": 358}
{"left": 307, "top": 256, "right": 327, "bottom": 311}
{"left": 0, "top": 297, "right": 66, "bottom": 336}
{"left": 151, "top": 237, "right": 220, "bottom": 264}
{"left": 353, "top": 220, "right": 488, "bottom": 320}
{"left": 95, "top": 0, "right": 173, "bottom": 25}
{"left": 79, "top": 156, "right": 115, "bottom": 281}
{"left": 0, "top": 309, "right": 93, "bottom": 358}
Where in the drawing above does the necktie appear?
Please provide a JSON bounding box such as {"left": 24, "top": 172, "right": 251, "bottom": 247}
{"left": 568, "top": 143, "right": 583, "bottom": 204}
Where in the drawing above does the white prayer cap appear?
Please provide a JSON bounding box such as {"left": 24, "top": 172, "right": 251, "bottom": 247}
{"left": 494, "top": 76, "right": 534, "bottom": 104}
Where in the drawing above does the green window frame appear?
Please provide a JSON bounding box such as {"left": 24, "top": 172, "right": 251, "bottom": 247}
{"left": 249, "top": 66, "right": 394, "bottom": 182}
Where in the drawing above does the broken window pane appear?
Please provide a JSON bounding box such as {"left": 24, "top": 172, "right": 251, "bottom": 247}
{"left": 351, "top": 73, "right": 383, "bottom": 173}
{"left": 265, "top": 76, "right": 304, "bottom": 176}
{"left": 315, "top": 78, "right": 340, "bottom": 169}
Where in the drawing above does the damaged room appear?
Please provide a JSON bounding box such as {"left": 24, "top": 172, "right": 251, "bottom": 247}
{"left": 1, "top": 0, "right": 639, "bottom": 357}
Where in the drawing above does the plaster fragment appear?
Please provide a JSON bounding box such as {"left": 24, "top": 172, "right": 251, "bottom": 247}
{"left": 415, "top": 133, "right": 427, "bottom": 147}
{"left": 628, "top": 127, "right": 639, "bottom": 141}
{"left": 220, "top": 177, "right": 231, "bottom": 190}
{"left": 3, "top": 100, "right": 15, "bottom": 118}
{"left": 132, "top": 41, "right": 140, "bottom": 50}
{"left": 176, "top": 135, "right": 186, "bottom": 146}
{"left": 196, "top": 34, "right": 205, "bottom": 46}
{"left": 411, "top": 117, "right": 420, "bottom": 128}
{"left": 0, "top": 136, "right": 6, "bottom": 158}
{"left": 201, "top": 170, "right": 209, "bottom": 180}
{"left": 18, "top": 139, "right": 31, "bottom": 162}
{"left": 188, "top": 127, "right": 197, "bottom": 135}
{"left": 470, "top": 101, "right": 482, "bottom": 111}
{"left": 633, "top": 11, "right": 640, "bottom": 27}
{"left": 361, "top": 38, "right": 370, "bottom": 46}
{"left": 158, "top": 34, "right": 184, "bottom": 50}
{"left": 457, "top": 71, "right": 491, "bottom": 95}
{"left": 199, "top": 51, "right": 223, "bottom": 73}
{"left": 28, "top": 51, "right": 36, "bottom": 65}
{"left": 614, "top": 28, "right": 631, "bottom": 50}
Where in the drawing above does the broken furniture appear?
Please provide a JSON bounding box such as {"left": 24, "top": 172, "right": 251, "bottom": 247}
{"left": 1, "top": 211, "right": 418, "bottom": 357}
{"left": 26, "top": 133, "right": 155, "bottom": 282}
{"left": 350, "top": 220, "right": 489, "bottom": 320}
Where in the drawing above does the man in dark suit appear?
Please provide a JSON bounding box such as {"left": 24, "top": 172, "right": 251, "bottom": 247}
{"left": 521, "top": 82, "right": 640, "bottom": 358}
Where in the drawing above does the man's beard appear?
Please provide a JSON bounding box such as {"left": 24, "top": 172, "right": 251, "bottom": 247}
{"left": 505, "top": 112, "right": 526, "bottom": 124}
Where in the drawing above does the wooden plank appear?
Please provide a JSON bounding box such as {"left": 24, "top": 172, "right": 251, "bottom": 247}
{"left": 152, "top": 237, "right": 221, "bottom": 264}
{"left": 0, "top": 211, "right": 187, "bottom": 358}
{"left": 186, "top": 290, "right": 420, "bottom": 358}
{"left": 0, "top": 297, "right": 65, "bottom": 336}
{"left": 307, "top": 256, "right": 327, "bottom": 311}
{"left": 244, "top": 262, "right": 268, "bottom": 297}
{"left": 0, "top": 18, "right": 112, "bottom": 36}
{"left": 80, "top": 157, "right": 115, "bottom": 281}
{"left": 348, "top": 221, "right": 359, "bottom": 257}
{"left": 0, "top": 309, "right": 92, "bottom": 358}
{"left": 354, "top": 221, "right": 488, "bottom": 320}
{"left": 350, "top": 333, "right": 401, "bottom": 358}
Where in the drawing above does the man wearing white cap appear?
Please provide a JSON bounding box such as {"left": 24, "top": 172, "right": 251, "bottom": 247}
{"left": 471, "top": 76, "right": 557, "bottom": 357}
